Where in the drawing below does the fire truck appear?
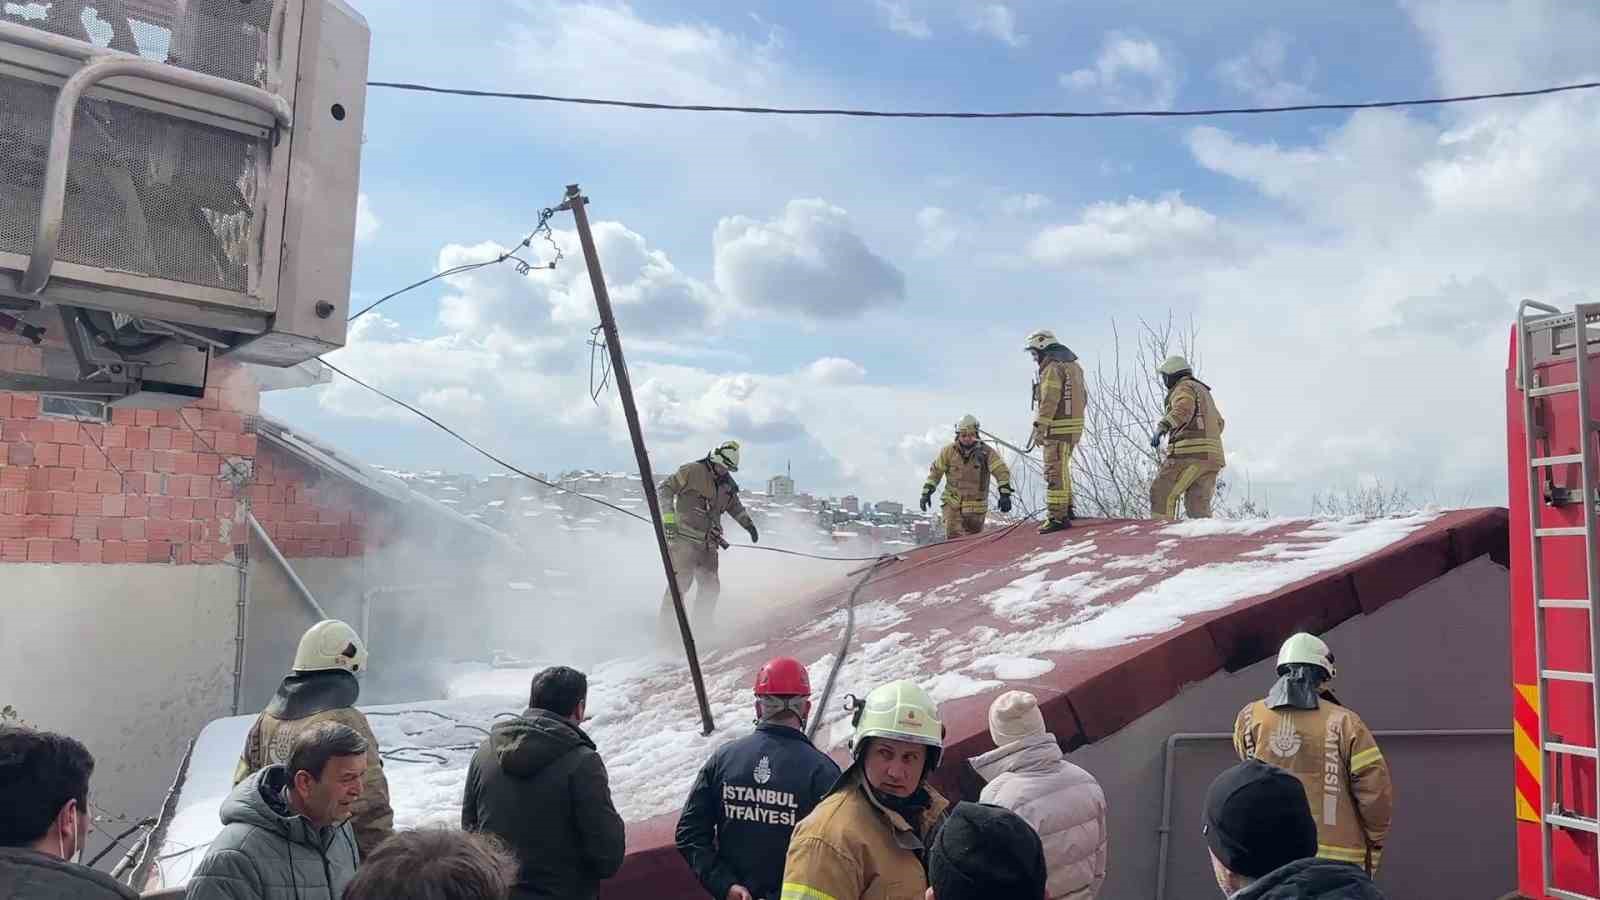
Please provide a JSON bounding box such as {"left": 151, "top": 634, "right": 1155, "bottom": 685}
{"left": 1510, "top": 302, "right": 1600, "bottom": 899}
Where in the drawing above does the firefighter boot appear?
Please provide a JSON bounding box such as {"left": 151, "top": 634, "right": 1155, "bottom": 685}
{"left": 1038, "top": 516, "right": 1072, "bottom": 534}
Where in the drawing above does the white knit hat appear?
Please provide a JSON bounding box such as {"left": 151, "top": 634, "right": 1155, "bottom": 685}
{"left": 988, "top": 690, "right": 1046, "bottom": 747}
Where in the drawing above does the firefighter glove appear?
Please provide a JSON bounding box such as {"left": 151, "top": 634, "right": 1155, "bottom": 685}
{"left": 920, "top": 490, "right": 933, "bottom": 512}
{"left": 745, "top": 522, "right": 759, "bottom": 544}
{"left": 997, "top": 487, "right": 1013, "bottom": 513}
{"left": 1149, "top": 427, "right": 1166, "bottom": 449}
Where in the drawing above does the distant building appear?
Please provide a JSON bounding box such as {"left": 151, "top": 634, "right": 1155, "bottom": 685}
{"left": 768, "top": 474, "right": 795, "bottom": 498}
{"left": 876, "top": 501, "right": 904, "bottom": 516}
{"left": 842, "top": 495, "right": 859, "bottom": 513}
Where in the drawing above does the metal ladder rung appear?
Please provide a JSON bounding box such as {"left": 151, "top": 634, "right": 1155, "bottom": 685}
{"left": 1540, "top": 598, "right": 1593, "bottom": 610}
{"left": 1531, "top": 383, "right": 1581, "bottom": 398}
{"left": 1534, "top": 454, "right": 1586, "bottom": 467}
{"left": 1547, "top": 813, "right": 1600, "bottom": 834}
{"left": 1543, "top": 669, "right": 1596, "bottom": 684}
{"left": 1549, "top": 887, "right": 1600, "bottom": 900}
{"left": 1537, "top": 527, "right": 1590, "bottom": 538}
{"left": 1546, "top": 741, "right": 1600, "bottom": 759}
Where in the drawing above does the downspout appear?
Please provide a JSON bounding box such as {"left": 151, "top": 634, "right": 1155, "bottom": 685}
{"left": 246, "top": 512, "right": 329, "bottom": 621}
{"left": 1155, "top": 728, "right": 1512, "bottom": 900}
{"left": 358, "top": 582, "right": 454, "bottom": 648}
{"left": 230, "top": 537, "right": 250, "bottom": 715}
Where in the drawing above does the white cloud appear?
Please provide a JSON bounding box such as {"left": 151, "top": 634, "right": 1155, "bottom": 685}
{"left": 875, "top": 0, "right": 932, "bottom": 38}
{"left": 1402, "top": 0, "right": 1600, "bottom": 95}
{"left": 804, "top": 357, "right": 868, "bottom": 384}
{"left": 967, "top": 4, "right": 1026, "bottom": 46}
{"left": 354, "top": 194, "right": 380, "bottom": 243}
{"left": 1063, "top": 32, "right": 1180, "bottom": 110}
{"left": 1215, "top": 32, "right": 1316, "bottom": 105}
{"left": 1029, "top": 192, "right": 1221, "bottom": 265}
{"left": 916, "top": 206, "right": 960, "bottom": 255}
{"left": 1001, "top": 193, "right": 1052, "bottom": 216}
{"left": 713, "top": 199, "right": 906, "bottom": 318}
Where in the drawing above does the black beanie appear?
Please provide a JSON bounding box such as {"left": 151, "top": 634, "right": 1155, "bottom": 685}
{"left": 1203, "top": 759, "right": 1319, "bottom": 878}
{"left": 927, "top": 802, "right": 1047, "bottom": 900}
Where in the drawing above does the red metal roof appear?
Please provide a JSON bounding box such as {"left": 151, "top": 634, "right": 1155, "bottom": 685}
{"left": 602, "top": 509, "right": 1508, "bottom": 899}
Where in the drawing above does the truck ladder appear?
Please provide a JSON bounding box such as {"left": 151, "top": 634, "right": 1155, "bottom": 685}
{"left": 1519, "top": 300, "right": 1600, "bottom": 900}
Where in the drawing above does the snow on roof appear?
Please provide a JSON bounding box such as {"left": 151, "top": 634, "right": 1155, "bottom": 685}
{"left": 154, "top": 511, "right": 1507, "bottom": 895}
{"left": 487, "top": 500, "right": 505, "bottom": 508}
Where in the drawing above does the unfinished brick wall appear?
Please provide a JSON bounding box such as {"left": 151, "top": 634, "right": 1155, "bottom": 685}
{"left": 247, "top": 447, "right": 383, "bottom": 559}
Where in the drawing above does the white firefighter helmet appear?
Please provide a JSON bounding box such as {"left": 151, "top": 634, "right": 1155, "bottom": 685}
{"left": 1023, "top": 329, "right": 1058, "bottom": 352}
{"left": 711, "top": 440, "right": 741, "bottom": 471}
{"left": 850, "top": 679, "right": 944, "bottom": 771}
{"left": 955, "top": 414, "right": 980, "bottom": 437}
{"left": 292, "top": 619, "right": 368, "bottom": 675}
{"left": 1158, "top": 355, "right": 1193, "bottom": 377}
{"left": 1277, "top": 632, "right": 1335, "bottom": 679}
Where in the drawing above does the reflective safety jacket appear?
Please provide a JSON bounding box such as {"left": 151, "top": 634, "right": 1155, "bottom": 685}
{"left": 923, "top": 442, "right": 1012, "bottom": 515}
{"left": 234, "top": 670, "right": 393, "bottom": 857}
{"left": 1161, "top": 376, "right": 1226, "bottom": 464}
{"left": 1033, "top": 349, "right": 1087, "bottom": 442}
{"left": 781, "top": 768, "right": 949, "bottom": 900}
{"left": 659, "top": 459, "right": 755, "bottom": 546}
{"left": 1233, "top": 698, "right": 1392, "bottom": 874}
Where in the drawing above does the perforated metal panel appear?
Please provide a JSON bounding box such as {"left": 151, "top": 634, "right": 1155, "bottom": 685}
{"left": 1, "top": 0, "right": 276, "bottom": 87}
{"left": 0, "top": 71, "right": 262, "bottom": 291}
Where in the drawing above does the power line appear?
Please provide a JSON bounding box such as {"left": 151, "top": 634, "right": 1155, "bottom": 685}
{"left": 366, "top": 79, "right": 1600, "bottom": 120}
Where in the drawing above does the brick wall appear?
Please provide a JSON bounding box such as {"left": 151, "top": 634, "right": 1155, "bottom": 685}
{"left": 248, "top": 446, "right": 380, "bottom": 559}
{"left": 0, "top": 355, "right": 260, "bottom": 565}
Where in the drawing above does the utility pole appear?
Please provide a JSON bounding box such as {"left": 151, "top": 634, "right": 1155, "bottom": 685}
{"left": 559, "top": 184, "right": 716, "bottom": 735}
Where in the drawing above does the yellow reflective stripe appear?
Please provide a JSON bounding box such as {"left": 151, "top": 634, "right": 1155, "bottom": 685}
{"left": 1170, "top": 438, "right": 1223, "bottom": 453}
{"left": 921, "top": 481, "right": 937, "bottom": 493}
{"left": 1164, "top": 464, "right": 1204, "bottom": 518}
{"left": 1350, "top": 746, "right": 1384, "bottom": 773}
{"left": 960, "top": 501, "right": 987, "bottom": 513}
{"left": 1317, "top": 844, "right": 1368, "bottom": 864}
{"left": 781, "top": 885, "right": 838, "bottom": 900}
{"left": 1037, "top": 416, "right": 1085, "bottom": 426}
{"left": 662, "top": 511, "right": 677, "bottom": 524}
{"left": 1045, "top": 490, "right": 1072, "bottom": 501}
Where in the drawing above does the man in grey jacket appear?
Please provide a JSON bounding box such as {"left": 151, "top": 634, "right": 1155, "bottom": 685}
{"left": 187, "top": 721, "right": 368, "bottom": 900}
{"left": 0, "top": 726, "right": 139, "bottom": 900}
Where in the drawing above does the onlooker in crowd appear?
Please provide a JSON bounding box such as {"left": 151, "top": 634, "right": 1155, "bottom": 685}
{"left": 235, "top": 619, "right": 393, "bottom": 856}
{"left": 188, "top": 721, "right": 367, "bottom": 900}
{"left": 462, "top": 666, "right": 625, "bottom": 900}
{"left": 969, "top": 690, "right": 1107, "bottom": 898}
{"left": 342, "top": 828, "right": 518, "bottom": 900}
{"left": 677, "top": 657, "right": 841, "bottom": 900}
{"left": 781, "top": 679, "right": 950, "bottom": 900}
{"left": 0, "top": 726, "right": 138, "bottom": 900}
{"left": 925, "top": 801, "right": 1048, "bottom": 900}
{"left": 1203, "top": 760, "right": 1384, "bottom": 899}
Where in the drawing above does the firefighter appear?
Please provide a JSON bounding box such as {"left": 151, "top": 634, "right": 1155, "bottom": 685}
{"left": 676, "top": 657, "right": 842, "bottom": 900}
{"left": 658, "top": 440, "right": 759, "bottom": 639}
{"left": 780, "top": 679, "right": 950, "bottom": 900}
{"left": 1149, "top": 355, "right": 1226, "bottom": 520}
{"left": 1025, "top": 329, "right": 1087, "bottom": 534}
{"left": 921, "top": 414, "right": 1014, "bottom": 539}
{"left": 1233, "top": 633, "right": 1393, "bottom": 876}
{"left": 233, "top": 619, "right": 394, "bottom": 856}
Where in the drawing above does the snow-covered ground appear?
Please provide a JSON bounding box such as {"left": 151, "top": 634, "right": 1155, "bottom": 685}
{"left": 152, "top": 512, "right": 1435, "bottom": 888}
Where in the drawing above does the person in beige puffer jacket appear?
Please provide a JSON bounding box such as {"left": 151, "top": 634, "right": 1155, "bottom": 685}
{"left": 968, "top": 691, "right": 1108, "bottom": 899}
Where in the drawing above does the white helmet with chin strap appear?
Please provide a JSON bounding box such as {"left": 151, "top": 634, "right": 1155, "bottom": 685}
{"left": 1277, "top": 632, "right": 1335, "bottom": 680}
{"left": 710, "top": 440, "right": 741, "bottom": 472}
{"left": 1023, "top": 329, "right": 1058, "bottom": 353}
{"left": 292, "top": 619, "right": 368, "bottom": 675}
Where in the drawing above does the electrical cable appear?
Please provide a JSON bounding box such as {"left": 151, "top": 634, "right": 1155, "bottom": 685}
{"left": 366, "top": 79, "right": 1600, "bottom": 120}
{"left": 87, "top": 818, "right": 156, "bottom": 869}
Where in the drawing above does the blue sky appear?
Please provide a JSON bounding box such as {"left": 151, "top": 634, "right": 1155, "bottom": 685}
{"left": 263, "top": 0, "right": 1600, "bottom": 513}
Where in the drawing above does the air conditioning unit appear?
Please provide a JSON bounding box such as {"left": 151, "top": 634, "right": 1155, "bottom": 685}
{"left": 0, "top": 0, "right": 368, "bottom": 406}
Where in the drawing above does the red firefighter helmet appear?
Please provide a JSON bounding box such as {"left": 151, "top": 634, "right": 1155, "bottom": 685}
{"left": 755, "top": 656, "right": 811, "bottom": 696}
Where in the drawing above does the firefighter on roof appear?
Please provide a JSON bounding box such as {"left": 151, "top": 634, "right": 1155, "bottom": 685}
{"left": 1232, "top": 633, "right": 1393, "bottom": 876}
{"left": 658, "top": 440, "right": 759, "bottom": 638}
{"left": 1026, "top": 329, "right": 1087, "bottom": 534}
{"left": 676, "top": 657, "right": 841, "bottom": 900}
{"left": 921, "top": 415, "right": 1014, "bottom": 539}
{"left": 233, "top": 619, "right": 393, "bottom": 857}
{"left": 1149, "top": 355, "right": 1226, "bottom": 520}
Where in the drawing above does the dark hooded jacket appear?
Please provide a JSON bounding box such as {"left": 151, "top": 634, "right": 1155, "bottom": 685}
{"left": 462, "top": 708, "right": 626, "bottom": 900}
{"left": 1233, "top": 858, "right": 1386, "bottom": 900}
{"left": 187, "top": 765, "right": 361, "bottom": 900}
{"left": 0, "top": 847, "right": 140, "bottom": 900}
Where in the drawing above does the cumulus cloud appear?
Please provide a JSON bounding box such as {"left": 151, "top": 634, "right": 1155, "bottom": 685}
{"left": 1215, "top": 32, "right": 1316, "bottom": 105}
{"left": 875, "top": 0, "right": 932, "bottom": 38}
{"left": 967, "top": 4, "right": 1025, "bottom": 46}
{"left": 1063, "top": 32, "right": 1180, "bottom": 110}
{"left": 713, "top": 199, "right": 906, "bottom": 318}
{"left": 1029, "top": 192, "right": 1222, "bottom": 265}
{"left": 804, "top": 357, "right": 868, "bottom": 384}
{"left": 354, "top": 194, "right": 380, "bottom": 243}
{"left": 916, "top": 206, "right": 960, "bottom": 256}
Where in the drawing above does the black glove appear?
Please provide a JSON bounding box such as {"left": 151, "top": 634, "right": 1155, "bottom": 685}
{"left": 745, "top": 523, "right": 759, "bottom": 544}
{"left": 997, "top": 490, "right": 1013, "bottom": 513}
{"left": 1149, "top": 428, "right": 1164, "bottom": 449}
{"left": 920, "top": 490, "right": 932, "bottom": 512}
